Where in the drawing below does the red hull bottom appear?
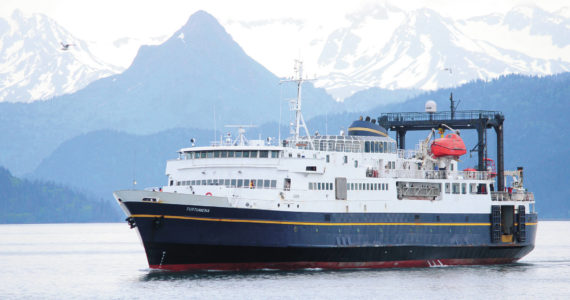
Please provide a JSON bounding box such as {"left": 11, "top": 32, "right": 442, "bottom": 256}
{"left": 150, "top": 258, "right": 518, "bottom": 271}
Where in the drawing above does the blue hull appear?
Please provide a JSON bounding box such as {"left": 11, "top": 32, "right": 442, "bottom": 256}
{"left": 124, "top": 202, "right": 537, "bottom": 270}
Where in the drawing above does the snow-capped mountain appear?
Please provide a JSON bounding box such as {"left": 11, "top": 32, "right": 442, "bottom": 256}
{"left": 0, "top": 10, "right": 121, "bottom": 102}
{"left": 223, "top": 4, "right": 570, "bottom": 100}
{"left": 315, "top": 5, "right": 570, "bottom": 99}
{"left": 87, "top": 35, "right": 167, "bottom": 70}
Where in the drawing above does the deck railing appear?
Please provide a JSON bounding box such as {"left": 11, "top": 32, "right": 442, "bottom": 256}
{"left": 382, "top": 169, "right": 492, "bottom": 180}
{"left": 379, "top": 110, "right": 503, "bottom": 123}
{"left": 491, "top": 191, "right": 534, "bottom": 202}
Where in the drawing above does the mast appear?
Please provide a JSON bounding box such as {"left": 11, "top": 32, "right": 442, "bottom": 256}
{"left": 280, "top": 60, "right": 314, "bottom": 149}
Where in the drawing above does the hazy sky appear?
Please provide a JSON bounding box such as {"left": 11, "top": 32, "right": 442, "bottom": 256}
{"left": 1, "top": 0, "right": 568, "bottom": 75}
{"left": 2, "top": 0, "right": 567, "bottom": 42}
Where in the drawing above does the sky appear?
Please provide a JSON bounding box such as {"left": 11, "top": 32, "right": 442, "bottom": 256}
{"left": 1, "top": 0, "right": 568, "bottom": 75}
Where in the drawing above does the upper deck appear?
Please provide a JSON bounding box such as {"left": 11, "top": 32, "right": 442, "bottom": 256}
{"left": 178, "top": 134, "right": 398, "bottom": 156}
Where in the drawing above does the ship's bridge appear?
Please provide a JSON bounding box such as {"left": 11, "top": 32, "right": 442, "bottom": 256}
{"left": 285, "top": 135, "right": 397, "bottom": 154}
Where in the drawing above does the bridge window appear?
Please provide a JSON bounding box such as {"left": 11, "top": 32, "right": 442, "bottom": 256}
{"left": 365, "top": 141, "right": 371, "bottom": 153}
{"left": 243, "top": 151, "right": 250, "bottom": 158}
{"left": 264, "top": 180, "right": 270, "bottom": 188}
{"left": 271, "top": 150, "right": 280, "bottom": 158}
{"left": 221, "top": 151, "right": 228, "bottom": 158}
{"left": 260, "top": 150, "right": 269, "bottom": 158}
{"left": 235, "top": 151, "right": 242, "bottom": 158}
{"left": 462, "top": 183, "right": 467, "bottom": 194}
{"left": 228, "top": 151, "right": 234, "bottom": 158}
{"left": 445, "top": 183, "right": 450, "bottom": 194}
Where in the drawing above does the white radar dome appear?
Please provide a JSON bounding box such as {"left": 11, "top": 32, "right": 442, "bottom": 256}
{"left": 425, "top": 100, "right": 437, "bottom": 113}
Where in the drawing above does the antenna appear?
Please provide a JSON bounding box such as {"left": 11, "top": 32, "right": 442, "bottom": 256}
{"left": 213, "top": 103, "right": 217, "bottom": 142}
{"left": 225, "top": 125, "right": 257, "bottom": 146}
{"left": 278, "top": 83, "right": 283, "bottom": 144}
{"left": 279, "top": 60, "right": 315, "bottom": 149}
{"left": 444, "top": 67, "right": 460, "bottom": 119}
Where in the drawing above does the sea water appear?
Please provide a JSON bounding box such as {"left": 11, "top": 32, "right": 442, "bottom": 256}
{"left": 0, "top": 221, "right": 569, "bottom": 299}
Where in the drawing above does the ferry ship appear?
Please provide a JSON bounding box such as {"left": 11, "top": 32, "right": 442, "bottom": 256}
{"left": 114, "top": 62, "right": 537, "bottom": 271}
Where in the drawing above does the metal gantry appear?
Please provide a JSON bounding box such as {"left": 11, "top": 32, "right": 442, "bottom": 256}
{"left": 378, "top": 106, "right": 506, "bottom": 191}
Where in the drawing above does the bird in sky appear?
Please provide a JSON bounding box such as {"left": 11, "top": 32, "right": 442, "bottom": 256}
{"left": 60, "top": 42, "right": 74, "bottom": 51}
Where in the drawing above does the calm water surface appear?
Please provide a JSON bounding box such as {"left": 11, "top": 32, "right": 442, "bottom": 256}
{"left": 1, "top": 221, "right": 569, "bottom": 299}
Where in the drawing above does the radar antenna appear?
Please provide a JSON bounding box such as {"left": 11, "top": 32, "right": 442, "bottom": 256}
{"left": 224, "top": 125, "right": 256, "bottom": 146}
{"left": 280, "top": 60, "right": 314, "bottom": 149}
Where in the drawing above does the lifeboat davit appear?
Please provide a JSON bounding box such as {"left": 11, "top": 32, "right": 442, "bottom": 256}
{"left": 431, "top": 133, "right": 467, "bottom": 158}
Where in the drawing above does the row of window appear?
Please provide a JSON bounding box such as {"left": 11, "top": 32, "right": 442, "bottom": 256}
{"left": 182, "top": 150, "right": 281, "bottom": 160}
{"left": 307, "top": 182, "right": 390, "bottom": 191}
{"left": 308, "top": 182, "right": 334, "bottom": 190}
{"left": 364, "top": 141, "right": 396, "bottom": 153}
{"left": 176, "top": 179, "right": 277, "bottom": 189}
{"left": 348, "top": 182, "right": 389, "bottom": 191}
{"left": 444, "top": 183, "right": 488, "bottom": 195}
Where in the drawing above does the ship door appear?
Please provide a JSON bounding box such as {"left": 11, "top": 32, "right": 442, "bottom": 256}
{"left": 335, "top": 177, "right": 347, "bottom": 200}
{"left": 500, "top": 205, "right": 515, "bottom": 243}
{"left": 284, "top": 178, "right": 291, "bottom": 191}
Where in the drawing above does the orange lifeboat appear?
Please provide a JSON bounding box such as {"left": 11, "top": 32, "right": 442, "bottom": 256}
{"left": 430, "top": 133, "right": 467, "bottom": 158}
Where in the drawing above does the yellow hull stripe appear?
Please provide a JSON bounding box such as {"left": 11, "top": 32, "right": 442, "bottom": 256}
{"left": 131, "top": 214, "right": 537, "bottom": 227}
{"left": 348, "top": 127, "right": 388, "bottom": 137}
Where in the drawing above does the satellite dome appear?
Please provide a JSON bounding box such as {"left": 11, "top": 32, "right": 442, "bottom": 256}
{"left": 425, "top": 100, "right": 437, "bottom": 113}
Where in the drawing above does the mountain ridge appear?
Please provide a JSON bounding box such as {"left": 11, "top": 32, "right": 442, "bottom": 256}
{"left": 0, "top": 10, "right": 121, "bottom": 102}
{"left": 0, "top": 10, "right": 338, "bottom": 175}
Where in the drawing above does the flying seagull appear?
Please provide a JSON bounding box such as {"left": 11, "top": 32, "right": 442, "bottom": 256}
{"left": 60, "top": 42, "right": 74, "bottom": 51}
